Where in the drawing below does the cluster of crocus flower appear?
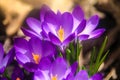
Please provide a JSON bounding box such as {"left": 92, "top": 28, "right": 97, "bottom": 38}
{"left": 0, "top": 5, "right": 105, "bottom": 80}
{"left": 14, "top": 37, "right": 57, "bottom": 72}
{"left": 34, "top": 57, "right": 103, "bottom": 80}
{"left": 22, "top": 5, "right": 105, "bottom": 48}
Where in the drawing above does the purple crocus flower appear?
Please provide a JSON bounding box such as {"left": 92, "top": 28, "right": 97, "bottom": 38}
{"left": 42, "top": 10, "right": 75, "bottom": 47}
{"left": 14, "top": 37, "right": 57, "bottom": 72}
{"left": 72, "top": 6, "right": 105, "bottom": 40}
{"left": 22, "top": 5, "right": 75, "bottom": 47}
{"left": 34, "top": 57, "right": 77, "bottom": 80}
{"left": 74, "top": 70, "right": 103, "bottom": 80}
{"left": 0, "top": 43, "right": 14, "bottom": 74}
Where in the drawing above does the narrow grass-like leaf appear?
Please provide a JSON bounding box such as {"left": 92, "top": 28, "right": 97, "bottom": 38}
{"left": 99, "top": 50, "right": 109, "bottom": 65}
{"left": 94, "top": 50, "right": 109, "bottom": 74}
{"left": 69, "top": 42, "right": 75, "bottom": 56}
{"left": 98, "top": 50, "right": 109, "bottom": 69}
{"left": 93, "top": 37, "right": 108, "bottom": 74}
{"left": 96, "top": 37, "right": 108, "bottom": 65}
{"left": 89, "top": 47, "right": 96, "bottom": 76}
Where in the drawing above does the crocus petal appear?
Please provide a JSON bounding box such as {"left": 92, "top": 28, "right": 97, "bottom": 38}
{"left": 42, "top": 22, "right": 57, "bottom": 35}
{"left": 0, "top": 43, "right": 4, "bottom": 62}
{"left": 70, "top": 62, "right": 78, "bottom": 74}
{"left": 40, "top": 5, "right": 51, "bottom": 22}
{"left": 42, "top": 22, "right": 49, "bottom": 34}
{"left": 72, "top": 5, "right": 84, "bottom": 22}
{"left": 40, "top": 30, "right": 48, "bottom": 39}
{"left": 38, "top": 57, "right": 52, "bottom": 70}
{"left": 63, "top": 33, "right": 75, "bottom": 46}
{"left": 0, "top": 67, "right": 5, "bottom": 74}
{"left": 90, "top": 73, "right": 103, "bottom": 80}
{"left": 63, "top": 62, "right": 78, "bottom": 80}
{"left": 41, "top": 40, "right": 57, "bottom": 57}
{"left": 34, "top": 71, "right": 45, "bottom": 80}
{"left": 63, "top": 67, "right": 72, "bottom": 79}
{"left": 50, "top": 57, "right": 68, "bottom": 79}
{"left": 82, "top": 15, "right": 99, "bottom": 34}
{"left": 78, "top": 35, "right": 89, "bottom": 41}
{"left": 26, "top": 17, "right": 42, "bottom": 34}
{"left": 44, "top": 10, "right": 59, "bottom": 25}
{"left": 16, "top": 52, "right": 30, "bottom": 64}
{"left": 89, "top": 28, "right": 105, "bottom": 39}
{"left": 2, "top": 48, "right": 15, "bottom": 67}
{"left": 14, "top": 38, "right": 32, "bottom": 59}
{"left": 24, "top": 62, "right": 38, "bottom": 72}
{"left": 56, "top": 10, "right": 62, "bottom": 23}
{"left": 21, "top": 27, "right": 42, "bottom": 39}
{"left": 66, "top": 73, "right": 74, "bottom": 80}
{"left": 75, "top": 70, "right": 89, "bottom": 80}
{"left": 61, "top": 12, "right": 73, "bottom": 38}
{"left": 75, "top": 19, "right": 86, "bottom": 34}
{"left": 34, "top": 70, "right": 49, "bottom": 80}
{"left": 72, "top": 5, "right": 84, "bottom": 32}
{"left": 14, "top": 38, "right": 30, "bottom": 54}
{"left": 0, "top": 48, "right": 14, "bottom": 74}
{"left": 49, "top": 32, "right": 61, "bottom": 45}
{"left": 29, "top": 38, "right": 43, "bottom": 56}
{"left": 30, "top": 37, "right": 56, "bottom": 57}
{"left": 44, "top": 10, "right": 60, "bottom": 28}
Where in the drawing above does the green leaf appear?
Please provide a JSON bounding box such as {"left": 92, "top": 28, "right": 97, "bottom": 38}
{"left": 89, "top": 47, "right": 96, "bottom": 76}
{"left": 82, "top": 65, "right": 86, "bottom": 70}
{"left": 66, "top": 48, "right": 71, "bottom": 54}
{"left": 88, "top": 36, "right": 109, "bottom": 76}
{"left": 96, "top": 37, "right": 108, "bottom": 65}
{"left": 99, "top": 50, "right": 109, "bottom": 67}
{"left": 3, "top": 69, "right": 11, "bottom": 80}
{"left": 93, "top": 36, "right": 108, "bottom": 74}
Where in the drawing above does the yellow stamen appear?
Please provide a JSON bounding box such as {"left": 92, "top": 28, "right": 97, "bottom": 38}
{"left": 51, "top": 76, "right": 57, "bottom": 80}
{"left": 57, "top": 26, "right": 64, "bottom": 42}
{"left": 32, "top": 53, "right": 40, "bottom": 64}
{"left": 16, "top": 77, "right": 21, "bottom": 80}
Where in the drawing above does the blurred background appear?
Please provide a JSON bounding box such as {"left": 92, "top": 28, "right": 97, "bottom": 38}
{"left": 0, "top": 0, "right": 120, "bottom": 80}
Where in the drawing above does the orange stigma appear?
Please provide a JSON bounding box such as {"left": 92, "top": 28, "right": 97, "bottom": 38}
{"left": 16, "top": 77, "right": 21, "bottom": 80}
{"left": 51, "top": 76, "right": 57, "bottom": 80}
{"left": 32, "top": 53, "right": 41, "bottom": 64}
{"left": 57, "top": 26, "right": 64, "bottom": 42}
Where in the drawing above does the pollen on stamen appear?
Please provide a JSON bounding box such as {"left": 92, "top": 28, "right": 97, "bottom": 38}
{"left": 57, "top": 26, "right": 64, "bottom": 42}
{"left": 32, "top": 53, "right": 41, "bottom": 64}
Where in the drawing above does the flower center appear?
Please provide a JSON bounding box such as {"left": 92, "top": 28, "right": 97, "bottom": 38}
{"left": 57, "top": 26, "right": 64, "bottom": 42}
{"left": 16, "top": 77, "right": 21, "bottom": 80}
{"left": 51, "top": 76, "right": 57, "bottom": 80}
{"left": 32, "top": 53, "right": 41, "bottom": 64}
